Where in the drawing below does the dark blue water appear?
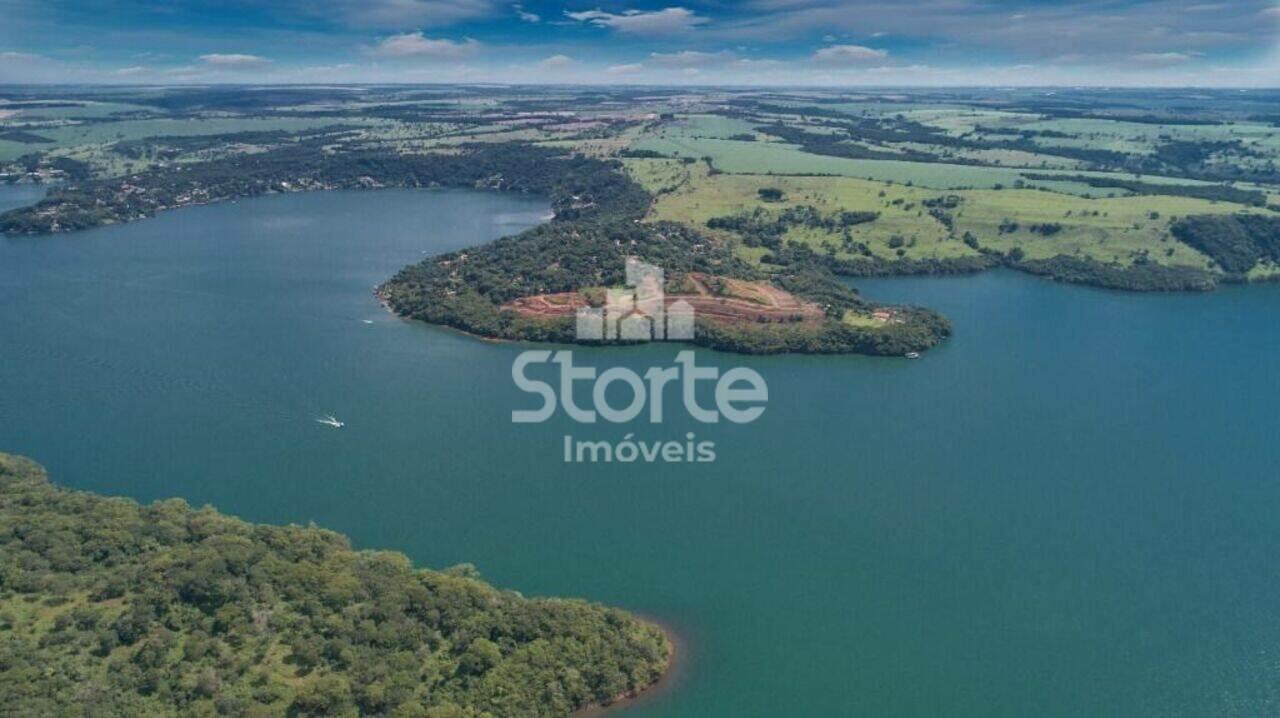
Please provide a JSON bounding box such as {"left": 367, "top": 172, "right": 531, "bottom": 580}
{"left": 2, "top": 185, "right": 1279, "bottom": 717}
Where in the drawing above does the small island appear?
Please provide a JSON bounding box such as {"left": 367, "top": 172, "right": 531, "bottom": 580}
{"left": 0, "top": 453, "right": 672, "bottom": 717}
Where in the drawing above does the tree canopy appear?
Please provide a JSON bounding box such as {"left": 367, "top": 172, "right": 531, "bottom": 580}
{"left": 0, "top": 453, "right": 669, "bottom": 717}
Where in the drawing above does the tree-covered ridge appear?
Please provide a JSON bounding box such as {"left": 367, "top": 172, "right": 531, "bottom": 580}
{"left": 0, "top": 142, "right": 649, "bottom": 234}
{"left": 1170, "top": 215, "right": 1280, "bottom": 277}
{"left": 0, "top": 453, "right": 670, "bottom": 718}
{"left": 1014, "top": 255, "right": 1219, "bottom": 292}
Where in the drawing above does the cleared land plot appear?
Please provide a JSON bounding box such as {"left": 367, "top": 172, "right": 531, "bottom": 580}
{"left": 504, "top": 273, "right": 825, "bottom": 326}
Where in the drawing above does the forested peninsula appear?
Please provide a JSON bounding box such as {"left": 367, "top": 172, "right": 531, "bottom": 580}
{"left": 0, "top": 453, "right": 671, "bottom": 717}
{"left": 0, "top": 140, "right": 951, "bottom": 357}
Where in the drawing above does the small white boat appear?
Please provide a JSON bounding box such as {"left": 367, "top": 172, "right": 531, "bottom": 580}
{"left": 905, "top": 352, "right": 921, "bottom": 360}
{"left": 315, "top": 415, "right": 345, "bottom": 428}
{"left": 361, "top": 319, "right": 374, "bottom": 325}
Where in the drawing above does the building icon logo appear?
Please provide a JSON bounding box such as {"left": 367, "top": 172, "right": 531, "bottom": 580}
{"left": 576, "top": 258, "right": 695, "bottom": 342}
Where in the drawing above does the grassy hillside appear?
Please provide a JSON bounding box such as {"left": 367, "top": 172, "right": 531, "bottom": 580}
{"left": 0, "top": 453, "right": 670, "bottom": 718}
{"left": 632, "top": 160, "right": 1273, "bottom": 279}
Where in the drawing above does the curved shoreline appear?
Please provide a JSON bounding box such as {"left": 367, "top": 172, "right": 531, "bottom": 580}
{"left": 375, "top": 288, "right": 947, "bottom": 358}
{"left": 574, "top": 616, "right": 686, "bottom": 718}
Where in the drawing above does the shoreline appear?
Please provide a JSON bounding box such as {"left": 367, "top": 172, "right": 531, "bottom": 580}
{"left": 374, "top": 288, "right": 525, "bottom": 346}
{"left": 573, "top": 616, "right": 685, "bottom": 718}
{"left": 374, "top": 288, "right": 942, "bottom": 358}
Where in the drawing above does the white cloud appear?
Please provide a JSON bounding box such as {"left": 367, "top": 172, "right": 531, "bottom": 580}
{"left": 812, "top": 44, "right": 888, "bottom": 64}
{"left": 731, "top": 57, "right": 784, "bottom": 70}
{"left": 648, "top": 50, "right": 734, "bottom": 66}
{"left": 1261, "top": 6, "right": 1280, "bottom": 17}
{"left": 199, "top": 53, "right": 270, "bottom": 67}
{"left": 1132, "top": 51, "right": 1198, "bottom": 65}
{"left": 296, "top": 63, "right": 357, "bottom": 75}
{"left": 538, "top": 54, "right": 575, "bottom": 68}
{"left": 514, "top": 3, "right": 540, "bottom": 22}
{"left": 371, "top": 33, "right": 481, "bottom": 58}
{"left": 605, "top": 63, "right": 645, "bottom": 74}
{"left": 565, "top": 7, "right": 707, "bottom": 35}
{"left": 713, "top": 0, "right": 1271, "bottom": 64}
{"left": 0, "top": 51, "right": 42, "bottom": 63}
{"left": 114, "top": 65, "right": 147, "bottom": 76}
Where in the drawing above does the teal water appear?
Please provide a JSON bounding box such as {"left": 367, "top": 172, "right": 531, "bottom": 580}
{"left": 3, "top": 186, "right": 1280, "bottom": 717}
{"left": 0, "top": 183, "right": 46, "bottom": 213}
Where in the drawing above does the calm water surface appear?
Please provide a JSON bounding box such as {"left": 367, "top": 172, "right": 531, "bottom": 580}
{"left": 2, "top": 185, "right": 1279, "bottom": 717}
{"left": 0, "top": 183, "right": 46, "bottom": 213}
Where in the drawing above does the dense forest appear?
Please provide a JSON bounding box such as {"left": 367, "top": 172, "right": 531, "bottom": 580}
{"left": 0, "top": 453, "right": 670, "bottom": 717}
{"left": 1171, "top": 214, "right": 1280, "bottom": 277}
{"left": 1014, "top": 255, "right": 1218, "bottom": 292}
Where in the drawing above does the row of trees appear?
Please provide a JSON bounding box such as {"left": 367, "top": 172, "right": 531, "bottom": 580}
{"left": 1020, "top": 174, "right": 1266, "bottom": 206}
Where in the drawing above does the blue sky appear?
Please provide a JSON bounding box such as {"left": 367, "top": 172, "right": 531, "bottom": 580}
{"left": 1, "top": 0, "right": 1278, "bottom": 85}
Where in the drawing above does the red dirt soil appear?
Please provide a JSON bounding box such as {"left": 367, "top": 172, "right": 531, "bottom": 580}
{"left": 503, "top": 273, "right": 825, "bottom": 325}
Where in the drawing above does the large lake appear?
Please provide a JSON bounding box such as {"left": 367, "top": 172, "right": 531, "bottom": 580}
{"left": 3, "top": 186, "right": 1280, "bottom": 717}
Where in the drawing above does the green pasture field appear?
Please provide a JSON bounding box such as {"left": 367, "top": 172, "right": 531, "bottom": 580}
{"left": 638, "top": 164, "right": 975, "bottom": 262}
{"left": 975, "top": 116, "right": 1280, "bottom": 160}
{"left": 634, "top": 160, "right": 1269, "bottom": 270}
{"left": 890, "top": 142, "right": 1088, "bottom": 171}
{"left": 656, "top": 114, "right": 762, "bottom": 140}
{"left": 0, "top": 117, "right": 380, "bottom": 162}
{"left": 950, "top": 189, "right": 1251, "bottom": 266}
{"left": 625, "top": 134, "right": 1210, "bottom": 197}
